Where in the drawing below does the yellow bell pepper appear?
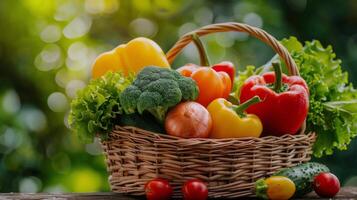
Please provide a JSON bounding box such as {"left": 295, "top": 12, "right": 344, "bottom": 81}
{"left": 91, "top": 37, "right": 170, "bottom": 78}
{"left": 207, "top": 96, "right": 263, "bottom": 138}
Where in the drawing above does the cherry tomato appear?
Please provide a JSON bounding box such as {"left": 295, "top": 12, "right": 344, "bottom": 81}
{"left": 182, "top": 179, "right": 208, "bottom": 200}
{"left": 145, "top": 178, "right": 173, "bottom": 200}
{"left": 313, "top": 172, "right": 340, "bottom": 198}
{"left": 264, "top": 176, "right": 296, "bottom": 200}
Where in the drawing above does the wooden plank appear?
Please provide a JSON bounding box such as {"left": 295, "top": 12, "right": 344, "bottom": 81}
{"left": 0, "top": 187, "right": 356, "bottom": 199}
{"left": 302, "top": 186, "right": 357, "bottom": 199}
{"left": 0, "top": 193, "right": 143, "bottom": 200}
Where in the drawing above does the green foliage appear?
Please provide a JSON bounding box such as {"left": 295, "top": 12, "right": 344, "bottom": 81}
{"left": 233, "top": 65, "right": 257, "bottom": 98}
{"left": 120, "top": 66, "right": 199, "bottom": 123}
{"left": 280, "top": 37, "right": 357, "bottom": 157}
{"left": 68, "top": 72, "right": 133, "bottom": 142}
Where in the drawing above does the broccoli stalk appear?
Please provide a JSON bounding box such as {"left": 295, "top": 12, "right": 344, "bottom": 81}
{"left": 119, "top": 66, "right": 199, "bottom": 123}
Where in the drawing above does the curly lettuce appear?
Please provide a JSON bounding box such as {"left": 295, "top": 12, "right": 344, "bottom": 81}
{"left": 68, "top": 72, "right": 133, "bottom": 142}
{"left": 280, "top": 37, "right": 357, "bottom": 157}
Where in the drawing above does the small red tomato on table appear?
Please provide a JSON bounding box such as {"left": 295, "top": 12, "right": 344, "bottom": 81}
{"left": 313, "top": 172, "right": 340, "bottom": 198}
{"left": 182, "top": 179, "right": 208, "bottom": 200}
{"left": 145, "top": 178, "right": 173, "bottom": 200}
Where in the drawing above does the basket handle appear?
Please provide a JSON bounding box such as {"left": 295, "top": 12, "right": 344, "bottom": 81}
{"left": 166, "top": 22, "right": 306, "bottom": 135}
{"left": 166, "top": 22, "right": 299, "bottom": 76}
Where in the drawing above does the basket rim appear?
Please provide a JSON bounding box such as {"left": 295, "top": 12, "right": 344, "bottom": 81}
{"left": 106, "top": 125, "right": 316, "bottom": 143}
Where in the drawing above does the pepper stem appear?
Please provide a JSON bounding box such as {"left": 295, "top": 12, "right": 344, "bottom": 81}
{"left": 233, "top": 96, "right": 261, "bottom": 116}
{"left": 191, "top": 33, "right": 210, "bottom": 66}
{"left": 273, "top": 62, "right": 282, "bottom": 92}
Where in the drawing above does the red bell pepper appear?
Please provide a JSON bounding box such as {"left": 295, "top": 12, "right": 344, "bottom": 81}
{"left": 239, "top": 62, "right": 309, "bottom": 136}
{"left": 212, "top": 61, "right": 235, "bottom": 85}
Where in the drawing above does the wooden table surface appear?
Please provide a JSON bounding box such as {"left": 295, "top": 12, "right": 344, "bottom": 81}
{"left": 1, "top": 187, "right": 356, "bottom": 199}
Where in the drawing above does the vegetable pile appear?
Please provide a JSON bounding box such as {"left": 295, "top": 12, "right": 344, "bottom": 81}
{"left": 68, "top": 34, "right": 353, "bottom": 199}
{"left": 69, "top": 35, "right": 356, "bottom": 157}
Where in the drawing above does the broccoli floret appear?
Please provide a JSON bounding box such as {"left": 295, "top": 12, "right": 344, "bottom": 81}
{"left": 119, "top": 66, "right": 199, "bottom": 122}
{"left": 119, "top": 85, "right": 141, "bottom": 114}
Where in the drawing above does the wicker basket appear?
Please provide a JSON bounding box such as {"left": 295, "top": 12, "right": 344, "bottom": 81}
{"left": 101, "top": 22, "right": 316, "bottom": 198}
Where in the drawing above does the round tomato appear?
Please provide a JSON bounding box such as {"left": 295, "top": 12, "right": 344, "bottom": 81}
{"left": 313, "top": 172, "right": 340, "bottom": 198}
{"left": 145, "top": 178, "right": 173, "bottom": 200}
{"left": 182, "top": 179, "right": 208, "bottom": 200}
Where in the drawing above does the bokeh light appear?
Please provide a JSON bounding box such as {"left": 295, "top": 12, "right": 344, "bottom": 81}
{"left": 68, "top": 42, "right": 89, "bottom": 61}
{"left": 40, "top": 25, "right": 62, "bottom": 43}
{"left": 85, "top": 0, "right": 119, "bottom": 15}
{"left": 54, "top": 2, "right": 78, "bottom": 21}
{"left": 19, "top": 177, "right": 42, "bottom": 193}
{"left": 2, "top": 90, "right": 21, "bottom": 114}
{"left": 66, "top": 80, "right": 86, "bottom": 98}
{"left": 63, "top": 15, "right": 92, "bottom": 39}
{"left": 129, "top": 18, "right": 158, "bottom": 38}
{"left": 215, "top": 33, "right": 236, "bottom": 48}
{"left": 243, "top": 12, "right": 263, "bottom": 28}
{"left": 178, "top": 23, "right": 197, "bottom": 37}
{"left": 0, "top": 128, "right": 23, "bottom": 153}
{"left": 85, "top": 138, "right": 102, "bottom": 156}
{"left": 35, "top": 44, "right": 63, "bottom": 71}
{"left": 18, "top": 107, "right": 47, "bottom": 132}
{"left": 47, "top": 92, "right": 69, "bottom": 112}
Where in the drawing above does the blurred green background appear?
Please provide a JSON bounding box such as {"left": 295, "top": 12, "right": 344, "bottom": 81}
{"left": 0, "top": 0, "right": 356, "bottom": 193}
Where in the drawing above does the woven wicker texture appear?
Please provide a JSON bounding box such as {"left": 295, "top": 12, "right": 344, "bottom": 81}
{"left": 102, "top": 127, "right": 315, "bottom": 198}
{"left": 102, "top": 22, "right": 315, "bottom": 198}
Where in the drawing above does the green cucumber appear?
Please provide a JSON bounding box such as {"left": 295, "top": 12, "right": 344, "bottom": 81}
{"left": 273, "top": 162, "right": 330, "bottom": 197}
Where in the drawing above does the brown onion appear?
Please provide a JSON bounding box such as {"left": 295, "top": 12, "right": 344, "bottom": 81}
{"left": 165, "top": 101, "right": 212, "bottom": 138}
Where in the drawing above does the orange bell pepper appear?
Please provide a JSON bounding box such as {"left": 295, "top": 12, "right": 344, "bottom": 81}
{"left": 177, "top": 34, "right": 232, "bottom": 107}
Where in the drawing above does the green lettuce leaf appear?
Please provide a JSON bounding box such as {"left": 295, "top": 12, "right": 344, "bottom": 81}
{"left": 279, "top": 37, "right": 357, "bottom": 157}
{"left": 68, "top": 72, "right": 133, "bottom": 142}
{"left": 233, "top": 65, "right": 257, "bottom": 99}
